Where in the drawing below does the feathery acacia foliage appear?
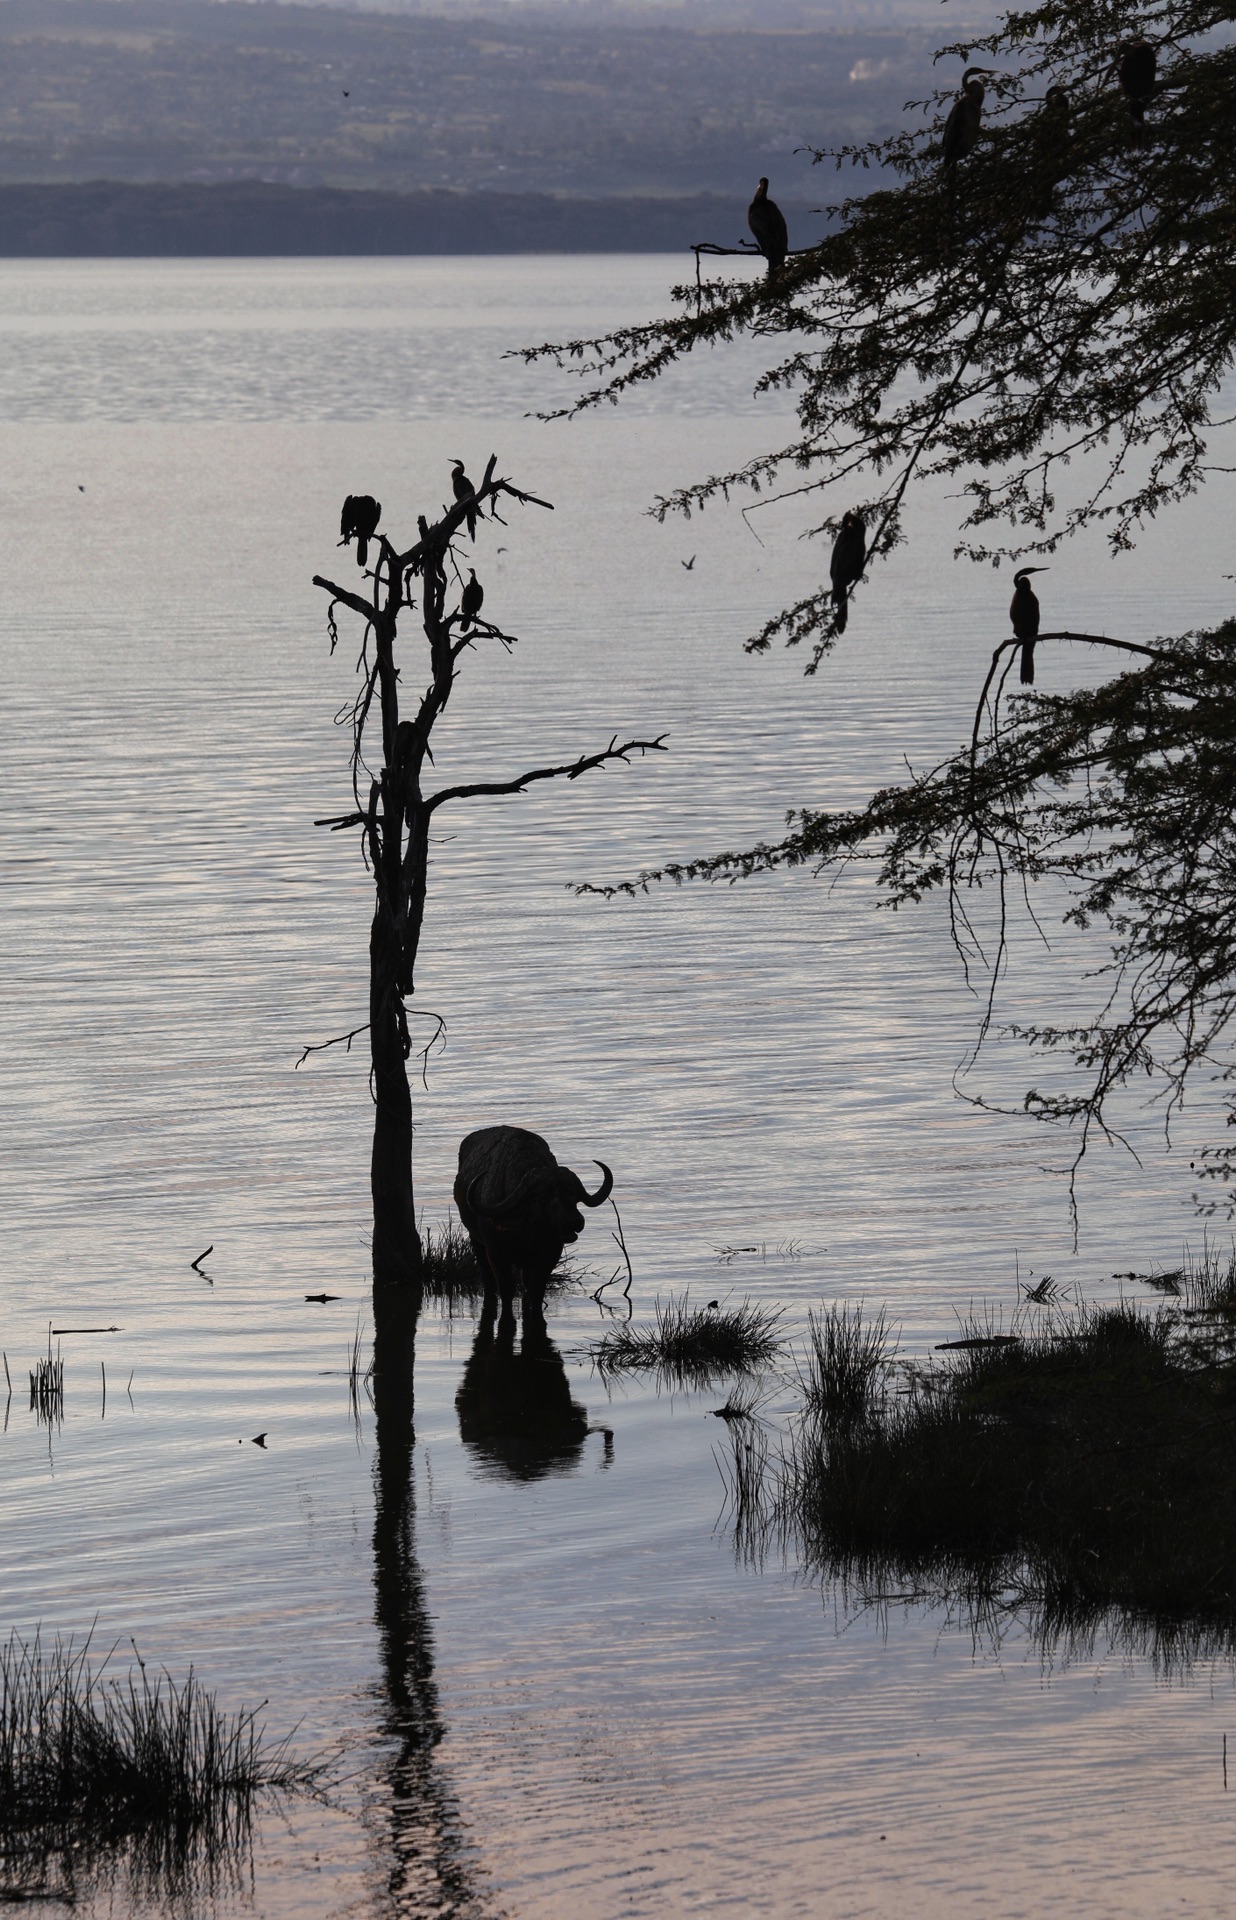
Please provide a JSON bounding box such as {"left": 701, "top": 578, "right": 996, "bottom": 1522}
{"left": 530, "top": 0, "right": 1236, "bottom": 1208}
{"left": 525, "top": 0, "right": 1236, "bottom": 664}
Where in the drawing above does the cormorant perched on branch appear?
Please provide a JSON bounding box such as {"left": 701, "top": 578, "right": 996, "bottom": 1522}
{"left": 451, "top": 459, "right": 478, "bottom": 539}
{"left": 942, "top": 68, "right": 994, "bottom": 166}
{"left": 747, "top": 178, "right": 788, "bottom": 275}
{"left": 830, "top": 511, "right": 867, "bottom": 633}
{"left": 1010, "top": 567, "right": 1047, "bottom": 684}
{"left": 340, "top": 493, "right": 381, "bottom": 567}
{"left": 1117, "top": 41, "right": 1157, "bottom": 131}
{"left": 460, "top": 570, "right": 484, "bottom": 632}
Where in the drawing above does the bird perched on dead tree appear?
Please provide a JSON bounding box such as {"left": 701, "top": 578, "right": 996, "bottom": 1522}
{"left": 830, "top": 511, "right": 867, "bottom": 633}
{"left": 451, "top": 459, "right": 478, "bottom": 539}
{"left": 942, "top": 68, "right": 994, "bottom": 166}
{"left": 1010, "top": 567, "right": 1047, "bottom": 684}
{"left": 340, "top": 494, "right": 381, "bottom": 567}
{"left": 747, "top": 178, "right": 789, "bottom": 275}
{"left": 460, "top": 569, "right": 484, "bottom": 632}
{"left": 1117, "top": 41, "right": 1157, "bottom": 133}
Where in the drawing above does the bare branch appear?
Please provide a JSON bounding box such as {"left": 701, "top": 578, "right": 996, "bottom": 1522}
{"left": 427, "top": 735, "right": 668, "bottom": 812}
{"left": 312, "top": 575, "right": 375, "bottom": 623}
{"left": 296, "top": 1023, "right": 369, "bottom": 1069}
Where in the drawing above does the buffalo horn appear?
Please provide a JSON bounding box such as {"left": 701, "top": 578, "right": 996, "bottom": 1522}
{"left": 580, "top": 1161, "right": 614, "bottom": 1207}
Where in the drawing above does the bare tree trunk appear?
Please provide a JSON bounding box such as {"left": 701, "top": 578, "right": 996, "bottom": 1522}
{"left": 370, "top": 904, "right": 421, "bottom": 1289}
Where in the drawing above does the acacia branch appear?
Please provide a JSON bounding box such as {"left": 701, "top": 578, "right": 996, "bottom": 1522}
{"left": 427, "top": 735, "right": 668, "bottom": 812}
{"left": 970, "top": 631, "right": 1172, "bottom": 774}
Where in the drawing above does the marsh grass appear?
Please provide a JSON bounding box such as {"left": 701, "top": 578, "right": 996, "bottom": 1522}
{"left": 28, "top": 1336, "right": 63, "bottom": 1425}
{"left": 0, "top": 1630, "right": 319, "bottom": 1899}
{"left": 594, "top": 1294, "right": 784, "bottom": 1386}
{"left": 728, "top": 1265, "right": 1236, "bottom": 1660}
{"left": 796, "top": 1303, "right": 895, "bottom": 1425}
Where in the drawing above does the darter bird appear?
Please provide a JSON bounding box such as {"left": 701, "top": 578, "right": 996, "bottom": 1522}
{"left": 1118, "top": 41, "right": 1157, "bottom": 129}
{"left": 451, "top": 459, "right": 478, "bottom": 539}
{"left": 460, "top": 569, "right": 484, "bottom": 632}
{"left": 942, "top": 68, "right": 994, "bottom": 167}
{"left": 747, "top": 178, "right": 789, "bottom": 275}
{"left": 1010, "top": 567, "right": 1047, "bottom": 684}
{"left": 340, "top": 494, "right": 381, "bottom": 567}
{"left": 830, "top": 511, "right": 867, "bottom": 633}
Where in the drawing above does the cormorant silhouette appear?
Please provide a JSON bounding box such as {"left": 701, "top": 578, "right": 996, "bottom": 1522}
{"left": 340, "top": 493, "right": 381, "bottom": 567}
{"left": 830, "top": 511, "right": 867, "bottom": 633}
{"left": 942, "top": 68, "right": 994, "bottom": 166}
{"left": 747, "top": 178, "right": 789, "bottom": 275}
{"left": 1118, "top": 41, "right": 1157, "bottom": 130}
{"left": 681, "top": 555, "right": 696, "bottom": 571}
{"left": 459, "top": 569, "right": 484, "bottom": 632}
{"left": 1010, "top": 567, "right": 1047, "bottom": 684}
{"left": 450, "top": 460, "right": 478, "bottom": 539}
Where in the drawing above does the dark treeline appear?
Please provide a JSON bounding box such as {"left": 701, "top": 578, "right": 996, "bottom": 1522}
{"left": 0, "top": 182, "right": 822, "bottom": 256}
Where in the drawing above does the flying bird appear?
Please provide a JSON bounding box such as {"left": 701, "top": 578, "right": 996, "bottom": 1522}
{"left": 681, "top": 555, "right": 696, "bottom": 570}
{"left": 340, "top": 493, "right": 381, "bottom": 567}
{"left": 1117, "top": 41, "right": 1157, "bottom": 131}
{"left": 942, "top": 68, "right": 994, "bottom": 167}
{"left": 451, "top": 459, "right": 478, "bottom": 539}
{"left": 1010, "top": 567, "right": 1047, "bottom": 684}
{"left": 830, "top": 511, "right": 868, "bottom": 633}
{"left": 342, "top": 88, "right": 349, "bottom": 96}
{"left": 747, "top": 177, "right": 789, "bottom": 275}
{"left": 459, "top": 569, "right": 484, "bottom": 632}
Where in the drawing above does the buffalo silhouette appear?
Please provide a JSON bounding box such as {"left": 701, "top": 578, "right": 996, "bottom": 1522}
{"left": 454, "top": 1125, "right": 612, "bottom": 1310}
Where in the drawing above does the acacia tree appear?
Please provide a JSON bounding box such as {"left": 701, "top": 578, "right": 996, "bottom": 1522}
{"left": 526, "top": 0, "right": 1236, "bottom": 1212}
{"left": 311, "top": 459, "right": 665, "bottom": 1290}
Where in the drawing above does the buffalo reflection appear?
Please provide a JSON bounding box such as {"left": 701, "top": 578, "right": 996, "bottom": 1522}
{"left": 456, "top": 1295, "right": 612, "bottom": 1481}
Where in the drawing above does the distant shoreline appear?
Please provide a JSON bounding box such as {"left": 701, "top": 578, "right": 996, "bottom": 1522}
{"left": 0, "top": 183, "right": 823, "bottom": 257}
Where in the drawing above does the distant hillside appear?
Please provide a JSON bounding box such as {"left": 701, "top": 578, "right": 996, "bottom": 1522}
{"left": 0, "top": 180, "right": 824, "bottom": 254}
{"left": 0, "top": 0, "right": 946, "bottom": 201}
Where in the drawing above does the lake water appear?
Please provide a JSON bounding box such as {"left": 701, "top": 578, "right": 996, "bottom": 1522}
{"left": 2, "top": 255, "right": 1236, "bottom": 1917}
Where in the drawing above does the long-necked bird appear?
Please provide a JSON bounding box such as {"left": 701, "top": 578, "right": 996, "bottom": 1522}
{"left": 451, "top": 459, "right": 478, "bottom": 539}
{"left": 747, "top": 178, "right": 789, "bottom": 275}
{"left": 830, "top": 511, "right": 867, "bottom": 633}
{"left": 460, "top": 569, "right": 484, "bottom": 632}
{"left": 340, "top": 494, "right": 381, "bottom": 567}
{"left": 1010, "top": 567, "right": 1047, "bottom": 684}
{"left": 942, "top": 68, "right": 994, "bottom": 167}
{"left": 1118, "top": 41, "right": 1157, "bottom": 129}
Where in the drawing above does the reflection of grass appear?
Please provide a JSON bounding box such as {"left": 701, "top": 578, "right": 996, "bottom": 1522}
{"left": 729, "top": 1272, "right": 1236, "bottom": 1662}
{"left": 0, "top": 1631, "right": 318, "bottom": 1900}
{"left": 595, "top": 1294, "right": 784, "bottom": 1385}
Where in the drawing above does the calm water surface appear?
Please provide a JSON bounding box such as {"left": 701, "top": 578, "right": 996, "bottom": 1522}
{"left": 3, "top": 257, "right": 1236, "bottom": 1916}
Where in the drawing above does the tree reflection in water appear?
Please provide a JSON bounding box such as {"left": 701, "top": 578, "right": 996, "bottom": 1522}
{"left": 370, "top": 1283, "right": 489, "bottom": 1919}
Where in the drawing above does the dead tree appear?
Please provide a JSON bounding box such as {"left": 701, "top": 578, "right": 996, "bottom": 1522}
{"left": 312, "top": 456, "right": 666, "bottom": 1292}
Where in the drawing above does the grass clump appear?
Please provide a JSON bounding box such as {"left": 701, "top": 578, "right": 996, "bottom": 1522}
{"left": 594, "top": 1293, "right": 784, "bottom": 1386}
{"left": 0, "top": 1630, "right": 318, "bottom": 1898}
{"left": 796, "top": 1303, "right": 895, "bottom": 1425}
{"left": 743, "top": 1289, "right": 1236, "bottom": 1658}
{"left": 420, "top": 1216, "right": 486, "bottom": 1311}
